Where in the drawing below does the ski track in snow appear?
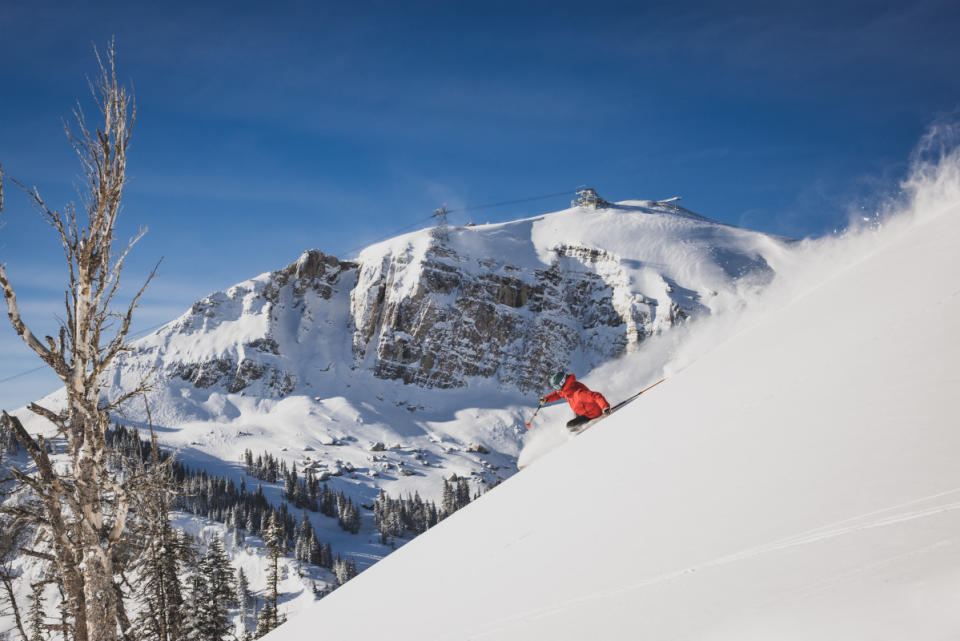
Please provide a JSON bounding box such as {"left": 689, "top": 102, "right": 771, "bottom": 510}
{"left": 468, "top": 487, "right": 960, "bottom": 638}
{"left": 750, "top": 538, "right": 954, "bottom": 609}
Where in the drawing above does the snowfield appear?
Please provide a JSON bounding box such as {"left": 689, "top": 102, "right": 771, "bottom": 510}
{"left": 265, "top": 164, "right": 960, "bottom": 638}
{"left": 2, "top": 197, "right": 796, "bottom": 636}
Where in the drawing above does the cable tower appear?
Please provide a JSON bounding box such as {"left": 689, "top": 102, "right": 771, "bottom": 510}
{"left": 432, "top": 204, "right": 450, "bottom": 244}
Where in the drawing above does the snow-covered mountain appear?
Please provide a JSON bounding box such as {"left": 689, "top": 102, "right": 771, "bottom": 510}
{"left": 3, "top": 199, "right": 796, "bottom": 635}
{"left": 67, "top": 200, "right": 790, "bottom": 498}
{"left": 262, "top": 163, "right": 960, "bottom": 639}
{"left": 114, "top": 200, "right": 786, "bottom": 397}
{"left": 2, "top": 198, "right": 799, "bottom": 635}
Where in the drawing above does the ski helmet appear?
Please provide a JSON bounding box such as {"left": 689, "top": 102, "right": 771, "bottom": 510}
{"left": 549, "top": 371, "right": 567, "bottom": 390}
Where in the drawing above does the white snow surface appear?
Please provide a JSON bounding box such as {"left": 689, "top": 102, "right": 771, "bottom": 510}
{"left": 266, "top": 169, "right": 960, "bottom": 636}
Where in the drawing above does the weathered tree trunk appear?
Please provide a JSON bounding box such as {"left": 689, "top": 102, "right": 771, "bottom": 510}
{"left": 0, "top": 41, "right": 156, "bottom": 641}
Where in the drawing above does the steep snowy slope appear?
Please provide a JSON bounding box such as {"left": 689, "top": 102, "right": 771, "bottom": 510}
{"left": 3, "top": 199, "right": 794, "bottom": 633}
{"left": 18, "top": 201, "right": 788, "bottom": 505}
{"left": 265, "top": 193, "right": 960, "bottom": 637}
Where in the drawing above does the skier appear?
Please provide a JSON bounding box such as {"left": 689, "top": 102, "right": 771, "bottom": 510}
{"left": 539, "top": 371, "right": 611, "bottom": 430}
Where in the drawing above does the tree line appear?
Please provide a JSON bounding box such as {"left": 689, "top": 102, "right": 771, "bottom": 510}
{"left": 107, "top": 425, "right": 355, "bottom": 571}
{"left": 2, "top": 423, "right": 363, "bottom": 641}
{"left": 243, "top": 448, "right": 361, "bottom": 533}
{"left": 373, "top": 475, "right": 477, "bottom": 544}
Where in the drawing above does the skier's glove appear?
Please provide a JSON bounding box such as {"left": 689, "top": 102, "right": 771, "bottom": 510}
{"left": 538, "top": 397, "right": 546, "bottom": 406}
{"left": 602, "top": 407, "right": 612, "bottom": 416}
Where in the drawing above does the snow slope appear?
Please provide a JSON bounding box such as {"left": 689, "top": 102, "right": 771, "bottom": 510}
{"left": 15, "top": 200, "right": 789, "bottom": 512}
{"left": 266, "top": 180, "right": 960, "bottom": 636}
{"left": 3, "top": 198, "right": 794, "bottom": 634}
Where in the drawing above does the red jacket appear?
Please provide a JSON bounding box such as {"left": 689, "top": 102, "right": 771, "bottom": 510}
{"left": 542, "top": 374, "right": 610, "bottom": 419}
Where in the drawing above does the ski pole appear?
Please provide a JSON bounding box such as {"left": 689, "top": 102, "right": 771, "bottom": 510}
{"left": 638, "top": 377, "right": 667, "bottom": 396}
{"left": 524, "top": 400, "right": 544, "bottom": 429}
{"left": 612, "top": 377, "right": 668, "bottom": 409}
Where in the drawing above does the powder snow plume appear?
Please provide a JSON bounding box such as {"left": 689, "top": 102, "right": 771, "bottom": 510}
{"left": 518, "top": 122, "right": 960, "bottom": 470}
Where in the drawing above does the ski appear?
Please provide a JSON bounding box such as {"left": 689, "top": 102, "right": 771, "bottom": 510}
{"left": 567, "top": 377, "right": 666, "bottom": 435}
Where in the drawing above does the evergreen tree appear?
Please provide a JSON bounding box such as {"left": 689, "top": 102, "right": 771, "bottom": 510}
{"left": 294, "top": 511, "right": 315, "bottom": 564}
{"left": 456, "top": 477, "right": 471, "bottom": 509}
{"left": 337, "top": 498, "right": 360, "bottom": 534}
{"left": 332, "top": 556, "right": 358, "bottom": 586}
{"left": 253, "top": 603, "right": 276, "bottom": 639}
{"left": 308, "top": 536, "right": 323, "bottom": 567}
{"left": 232, "top": 507, "right": 246, "bottom": 546}
{"left": 236, "top": 567, "right": 253, "bottom": 640}
{"left": 181, "top": 570, "right": 204, "bottom": 641}
{"left": 180, "top": 535, "right": 235, "bottom": 641}
{"left": 319, "top": 542, "right": 333, "bottom": 569}
{"left": 284, "top": 465, "right": 297, "bottom": 502}
{"left": 134, "top": 520, "right": 189, "bottom": 641}
{"left": 0, "top": 417, "right": 18, "bottom": 456}
{"left": 200, "top": 535, "right": 237, "bottom": 641}
{"left": 259, "top": 512, "right": 285, "bottom": 636}
{"left": 441, "top": 478, "right": 457, "bottom": 517}
{"left": 131, "top": 431, "right": 188, "bottom": 641}
{"left": 426, "top": 500, "right": 439, "bottom": 529}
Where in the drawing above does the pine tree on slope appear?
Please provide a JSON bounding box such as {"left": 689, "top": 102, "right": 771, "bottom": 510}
{"left": 236, "top": 567, "right": 253, "bottom": 640}
{"left": 201, "top": 536, "right": 237, "bottom": 641}
{"left": 441, "top": 478, "right": 457, "bottom": 518}
{"left": 131, "top": 431, "right": 189, "bottom": 641}
{"left": 256, "top": 512, "right": 285, "bottom": 637}
{"left": 182, "top": 570, "right": 206, "bottom": 641}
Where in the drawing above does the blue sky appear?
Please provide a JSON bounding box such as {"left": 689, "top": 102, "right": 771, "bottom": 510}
{"left": 1, "top": 0, "right": 959, "bottom": 408}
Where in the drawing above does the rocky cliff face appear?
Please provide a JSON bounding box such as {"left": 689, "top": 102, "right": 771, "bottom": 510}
{"left": 122, "top": 250, "right": 359, "bottom": 399}
{"left": 116, "top": 202, "right": 786, "bottom": 400}
{"left": 350, "top": 242, "right": 678, "bottom": 392}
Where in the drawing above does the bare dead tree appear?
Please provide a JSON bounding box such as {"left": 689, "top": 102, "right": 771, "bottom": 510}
{"left": 0, "top": 516, "right": 30, "bottom": 641}
{"left": 0, "top": 41, "right": 158, "bottom": 641}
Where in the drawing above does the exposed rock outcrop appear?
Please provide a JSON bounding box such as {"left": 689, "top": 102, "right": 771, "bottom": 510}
{"left": 349, "top": 242, "right": 669, "bottom": 392}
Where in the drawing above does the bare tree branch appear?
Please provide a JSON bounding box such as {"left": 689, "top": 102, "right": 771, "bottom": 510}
{"left": 19, "top": 548, "right": 57, "bottom": 563}
{"left": 95, "top": 258, "right": 161, "bottom": 381}
{"left": 26, "top": 403, "right": 67, "bottom": 434}
{"left": 0, "top": 570, "right": 28, "bottom": 641}
{"left": 0, "top": 265, "right": 56, "bottom": 362}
